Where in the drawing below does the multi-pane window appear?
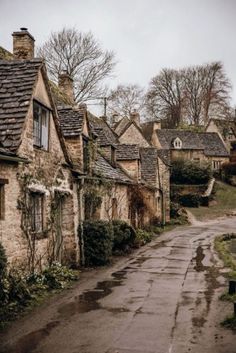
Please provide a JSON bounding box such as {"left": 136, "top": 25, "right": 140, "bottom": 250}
{"left": 33, "top": 101, "right": 50, "bottom": 150}
{"left": 30, "top": 193, "right": 44, "bottom": 233}
{"left": 213, "top": 160, "right": 221, "bottom": 170}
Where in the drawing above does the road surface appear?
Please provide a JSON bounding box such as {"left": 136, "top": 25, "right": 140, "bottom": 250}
{"left": 1, "top": 216, "right": 236, "bottom": 353}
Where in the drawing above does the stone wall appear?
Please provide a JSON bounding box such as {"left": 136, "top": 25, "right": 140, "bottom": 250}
{"left": 0, "top": 69, "right": 79, "bottom": 269}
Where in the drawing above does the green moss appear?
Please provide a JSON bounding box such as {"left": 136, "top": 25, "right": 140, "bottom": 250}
{"left": 221, "top": 315, "right": 236, "bottom": 330}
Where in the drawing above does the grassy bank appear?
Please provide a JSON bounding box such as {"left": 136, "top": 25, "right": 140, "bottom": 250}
{"left": 214, "top": 233, "right": 236, "bottom": 330}
{"left": 188, "top": 181, "right": 236, "bottom": 221}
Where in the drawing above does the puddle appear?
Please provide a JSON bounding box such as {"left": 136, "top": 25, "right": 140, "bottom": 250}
{"left": 194, "top": 246, "right": 208, "bottom": 272}
{"left": 57, "top": 270, "right": 127, "bottom": 318}
{"left": 130, "top": 257, "right": 149, "bottom": 266}
{"left": 0, "top": 321, "right": 60, "bottom": 353}
{"left": 151, "top": 240, "right": 167, "bottom": 250}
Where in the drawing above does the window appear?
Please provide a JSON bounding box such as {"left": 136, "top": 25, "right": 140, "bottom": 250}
{"left": 0, "top": 179, "right": 8, "bottom": 220}
{"left": 112, "top": 198, "right": 118, "bottom": 219}
{"left": 33, "top": 101, "right": 50, "bottom": 150}
{"left": 30, "top": 193, "right": 44, "bottom": 233}
{"left": 83, "top": 137, "right": 89, "bottom": 172}
{"left": 213, "top": 160, "right": 221, "bottom": 170}
{"left": 173, "top": 137, "right": 182, "bottom": 149}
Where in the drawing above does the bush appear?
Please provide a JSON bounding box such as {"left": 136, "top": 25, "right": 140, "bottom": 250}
{"left": 171, "top": 159, "right": 212, "bottom": 185}
{"left": 134, "top": 229, "right": 153, "bottom": 247}
{"left": 83, "top": 220, "right": 114, "bottom": 266}
{"left": 112, "top": 220, "right": 136, "bottom": 251}
{"left": 179, "top": 194, "right": 200, "bottom": 207}
{"left": 42, "top": 262, "right": 78, "bottom": 289}
{"left": 0, "top": 242, "right": 7, "bottom": 279}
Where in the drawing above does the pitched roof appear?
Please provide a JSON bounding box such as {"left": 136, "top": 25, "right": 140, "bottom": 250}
{"left": 94, "top": 153, "right": 133, "bottom": 184}
{"left": 88, "top": 113, "right": 118, "bottom": 146}
{"left": 198, "top": 132, "right": 229, "bottom": 157}
{"left": 114, "top": 116, "right": 130, "bottom": 136}
{"left": 140, "top": 121, "right": 155, "bottom": 144}
{"left": 57, "top": 106, "right": 84, "bottom": 137}
{"left": 0, "top": 59, "right": 42, "bottom": 152}
{"left": 116, "top": 144, "right": 140, "bottom": 160}
{"left": 156, "top": 149, "right": 171, "bottom": 165}
{"left": 139, "top": 148, "right": 157, "bottom": 186}
{"left": 156, "top": 129, "right": 229, "bottom": 157}
{"left": 207, "top": 118, "right": 236, "bottom": 138}
{"left": 157, "top": 129, "right": 204, "bottom": 150}
{"left": 0, "top": 47, "right": 14, "bottom": 60}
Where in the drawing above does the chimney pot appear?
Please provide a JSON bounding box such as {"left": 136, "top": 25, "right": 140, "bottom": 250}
{"left": 12, "top": 28, "right": 35, "bottom": 59}
{"left": 130, "top": 109, "right": 140, "bottom": 126}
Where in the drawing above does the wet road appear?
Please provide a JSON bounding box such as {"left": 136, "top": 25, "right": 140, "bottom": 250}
{"left": 1, "top": 217, "right": 236, "bottom": 353}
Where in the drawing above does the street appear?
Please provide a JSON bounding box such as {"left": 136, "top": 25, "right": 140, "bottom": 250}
{"left": 1, "top": 216, "right": 236, "bottom": 353}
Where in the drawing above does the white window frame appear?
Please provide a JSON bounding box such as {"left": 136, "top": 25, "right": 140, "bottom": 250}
{"left": 33, "top": 100, "right": 50, "bottom": 150}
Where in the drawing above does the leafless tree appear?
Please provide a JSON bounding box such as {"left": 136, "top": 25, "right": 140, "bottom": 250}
{"left": 37, "top": 27, "right": 116, "bottom": 102}
{"left": 107, "top": 84, "right": 145, "bottom": 117}
{"left": 146, "top": 62, "right": 232, "bottom": 128}
{"left": 146, "top": 69, "right": 184, "bottom": 128}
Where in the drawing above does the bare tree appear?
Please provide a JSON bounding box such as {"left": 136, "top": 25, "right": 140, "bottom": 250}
{"left": 202, "top": 62, "right": 232, "bottom": 122}
{"left": 37, "top": 27, "right": 116, "bottom": 102}
{"left": 146, "top": 62, "right": 232, "bottom": 128}
{"left": 107, "top": 84, "right": 145, "bottom": 117}
{"left": 146, "top": 69, "right": 184, "bottom": 128}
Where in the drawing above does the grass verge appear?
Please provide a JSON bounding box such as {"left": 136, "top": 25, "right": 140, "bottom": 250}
{"left": 189, "top": 181, "right": 236, "bottom": 221}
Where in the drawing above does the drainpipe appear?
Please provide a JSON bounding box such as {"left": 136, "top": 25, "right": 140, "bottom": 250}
{"left": 78, "top": 177, "right": 85, "bottom": 266}
{"left": 157, "top": 157, "right": 165, "bottom": 227}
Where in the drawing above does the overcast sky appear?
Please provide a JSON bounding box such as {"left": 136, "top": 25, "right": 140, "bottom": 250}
{"left": 1, "top": 0, "right": 236, "bottom": 115}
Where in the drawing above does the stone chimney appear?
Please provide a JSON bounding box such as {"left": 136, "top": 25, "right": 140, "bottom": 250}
{"left": 130, "top": 110, "right": 140, "bottom": 126}
{"left": 153, "top": 119, "right": 161, "bottom": 131}
{"left": 12, "top": 28, "right": 35, "bottom": 59}
{"left": 58, "top": 70, "right": 75, "bottom": 104}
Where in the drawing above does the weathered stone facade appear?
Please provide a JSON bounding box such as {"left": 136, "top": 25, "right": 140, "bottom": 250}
{"left": 0, "top": 59, "right": 79, "bottom": 269}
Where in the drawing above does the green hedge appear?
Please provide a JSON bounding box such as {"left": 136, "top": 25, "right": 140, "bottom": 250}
{"left": 0, "top": 242, "right": 7, "bottom": 279}
{"left": 179, "top": 194, "right": 200, "bottom": 207}
{"left": 112, "top": 220, "right": 136, "bottom": 251}
{"left": 83, "top": 220, "right": 114, "bottom": 266}
{"left": 171, "top": 159, "right": 212, "bottom": 185}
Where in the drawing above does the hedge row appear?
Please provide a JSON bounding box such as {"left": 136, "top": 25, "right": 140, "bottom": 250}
{"left": 83, "top": 220, "right": 151, "bottom": 266}
{"left": 171, "top": 159, "right": 212, "bottom": 185}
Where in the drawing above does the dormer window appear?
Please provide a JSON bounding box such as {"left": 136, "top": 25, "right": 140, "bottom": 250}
{"left": 33, "top": 101, "right": 50, "bottom": 150}
{"left": 173, "top": 137, "right": 182, "bottom": 149}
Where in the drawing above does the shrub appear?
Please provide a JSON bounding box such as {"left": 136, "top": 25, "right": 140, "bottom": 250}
{"left": 171, "top": 159, "right": 212, "bottom": 185}
{"left": 0, "top": 242, "right": 7, "bottom": 279}
{"left": 170, "top": 202, "right": 181, "bottom": 218}
{"left": 112, "top": 220, "right": 136, "bottom": 251}
{"left": 134, "top": 229, "right": 153, "bottom": 247}
{"left": 179, "top": 194, "right": 200, "bottom": 207}
{"left": 42, "top": 262, "right": 78, "bottom": 289}
{"left": 83, "top": 220, "right": 114, "bottom": 266}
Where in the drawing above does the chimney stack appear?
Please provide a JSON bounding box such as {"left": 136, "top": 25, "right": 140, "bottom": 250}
{"left": 130, "top": 109, "right": 140, "bottom": 126}
{"left": 58, "top": 70, "right": 75, "bottom": 104}
{"left": 12, "top": 28, "right": 35, "bottom": 59}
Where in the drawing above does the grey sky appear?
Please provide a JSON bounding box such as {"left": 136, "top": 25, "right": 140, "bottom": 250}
{"left": 1, "top": 0, "right": 236, "bottom": 115}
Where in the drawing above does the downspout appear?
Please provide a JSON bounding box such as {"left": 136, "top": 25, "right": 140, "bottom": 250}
{"left": 157, "top": 157, "right": 165, "bottom": 227}
{"left": 78, "top": 177, "right": 85, "bottom": 266}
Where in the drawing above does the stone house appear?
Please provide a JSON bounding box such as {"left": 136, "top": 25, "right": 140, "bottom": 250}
{"left": 206, "top": 118, "right": 236, "bottom": 161}
{"left": 0, "top": 29, "right": 79, "bottom": 269}
{"left": 112, "top": 115, "right": 170, "bottom": 222}
{"left": 141, "top": 123, "right": 229, "bottom": 171}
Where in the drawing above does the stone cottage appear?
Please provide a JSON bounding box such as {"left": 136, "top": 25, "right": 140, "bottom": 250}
{"left": 141, "top": 121, "right": 230, "bottom": 171}
{"left": 206, "top": 117, "right": 236, "bottom": 161}
{"left": 0, "top": 29, "right": 79, "bottom": 269}
{"left": 112, "top": 114, "right": 170, "bottom": 222}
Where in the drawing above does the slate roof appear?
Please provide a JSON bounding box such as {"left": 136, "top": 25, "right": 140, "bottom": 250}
{"left": 57, "top": 106, "right": 84, "bottom": 137}
{"left": 94, "top": 153, "right": 133, "bottom": 184}
{"left": 0, "top": 59, "right": 42, "bottom": 152}
{"left": 114, "top": 116, "right": 130, "bottom": 136}
{"left": 156, "top": 149, "right": 171, "bottom": 165}
{"left": 198, "top": 132, "right": 229, "bottom": 157}
{"left": 156, "top": 129, "right": 229, "bottom": 157}
{"left": 88, "top": 113, "right": 118, "bottom": 146}
{"left": 0, "top": 47, "right": 13, "bottom": 60}
{"left": 140, "top": 148, "right": 158, "bottom": 186}
{"left": 116, "top": 144, "right": 140, "bottom": 160}
{"left": 140, "top": 121, "right": 154, "bottom": 144}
